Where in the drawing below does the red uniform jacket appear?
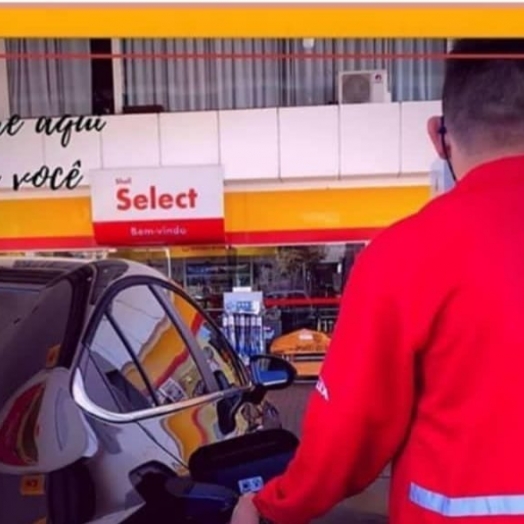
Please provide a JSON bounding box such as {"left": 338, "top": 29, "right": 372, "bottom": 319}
{"left": 254, "top": 156, "right": 524, "bottom": 524}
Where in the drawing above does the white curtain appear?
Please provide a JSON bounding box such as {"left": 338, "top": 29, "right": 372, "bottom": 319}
{"left": 123, "top": 39, "right": 283, "bottom": 111}
{"left": 6, "top": 39, "right": 93, "bottom": 118}
{"left": 282, "top": 38, "right": 445, "bottom": 105}
{"left": 122, "top": 38, "right": 446, "bottom": 111}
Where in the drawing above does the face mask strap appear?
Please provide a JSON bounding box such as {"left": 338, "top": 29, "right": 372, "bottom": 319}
{"left": 438, "top": 116, "right": 457, "bottom": 183}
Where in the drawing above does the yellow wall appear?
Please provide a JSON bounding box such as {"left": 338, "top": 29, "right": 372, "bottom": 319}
{"left": 0, "top": 185, "right": 429, "bottom": 250}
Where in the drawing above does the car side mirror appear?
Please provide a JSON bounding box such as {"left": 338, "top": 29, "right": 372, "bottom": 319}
{"left": 249, "top": 354, "right": 296, "bottom": 391}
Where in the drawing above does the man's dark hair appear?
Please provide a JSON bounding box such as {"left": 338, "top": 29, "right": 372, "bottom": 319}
{"left": 443, "top": 39, "right": 524, "bottom": 150}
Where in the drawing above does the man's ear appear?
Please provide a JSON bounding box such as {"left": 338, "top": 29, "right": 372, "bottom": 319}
{"left": 427, "top": 116, "right": 447, "bottom": 160}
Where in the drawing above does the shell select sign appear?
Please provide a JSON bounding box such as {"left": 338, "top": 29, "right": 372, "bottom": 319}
{"left": 89, "top": 166, "right": 225, "bottom": 246}
{"left": 116, "top": 186, "right": 199, "bottom": 212}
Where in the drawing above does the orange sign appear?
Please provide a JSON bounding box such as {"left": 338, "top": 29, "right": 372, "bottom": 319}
{"left": 20, "top": 475, "right": 45, "bottom": 496}
{"left": 45, "top": 345, "right": 60, "bottom": 368}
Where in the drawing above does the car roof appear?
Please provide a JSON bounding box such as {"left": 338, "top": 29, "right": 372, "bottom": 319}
{"left": 0, "top": 257, "right": 89, "bottom": 287}
{"left": 0, "top": 256, "right": 177, "bottom": 292}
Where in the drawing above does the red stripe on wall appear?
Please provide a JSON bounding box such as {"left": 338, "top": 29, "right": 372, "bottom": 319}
{"left": 225, "top": 228, "right": 380, "bottom": 245}
{"left": 0, "top": 236, "right": 98, "bottom": 250}
{"left": 0, "top": 227, "right": 380, "bottom": 251}
{"left": 264, "top": 297, "right": 341, "bottom": 307}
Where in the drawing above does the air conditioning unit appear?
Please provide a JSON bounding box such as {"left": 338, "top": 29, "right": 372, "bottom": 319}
{"left": 337, "top": 70, "right": 391, "bottom": 104}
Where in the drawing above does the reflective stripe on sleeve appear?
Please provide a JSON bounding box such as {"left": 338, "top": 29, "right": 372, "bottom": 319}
{"left": 409, "top": 483, "right": 524, "bottom": 517}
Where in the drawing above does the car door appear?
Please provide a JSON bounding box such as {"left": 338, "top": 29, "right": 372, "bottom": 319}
{"left": 73, "top": 275, "right": 267, "bottom": 522}
{"left": 98, "top": 278, "right": 262, "bottom": 465}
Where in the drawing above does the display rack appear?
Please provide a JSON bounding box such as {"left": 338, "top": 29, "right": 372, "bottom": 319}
{"left": 222, "top": 291, "right": 265, "bottom": 363}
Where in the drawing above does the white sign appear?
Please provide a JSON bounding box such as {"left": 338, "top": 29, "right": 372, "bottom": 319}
{"left": 90, "top": 165, "right": 223, "bottom": 221}
{"left": 89, "top": 165, "right": 225, "bottom": 246}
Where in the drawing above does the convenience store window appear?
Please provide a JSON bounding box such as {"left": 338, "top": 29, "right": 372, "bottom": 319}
{"left": 184, "top": 256, "right": 251, "bottom": 309}
{"left": 114, "top": 243, "right": 366, "bottom": 334}
{"left": 113, "top": 243, "right": 365, "bottom": 296}
{"left": 22, "top": 244, "right": 366, "bottom": 325}
{"left": 251, "top": 244, "right": 363, "bottom": 298}
{"left": 251, "top": 243, "right": 365, "bottom": 339}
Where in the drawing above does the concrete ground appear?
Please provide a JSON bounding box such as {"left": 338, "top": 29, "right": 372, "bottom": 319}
{"left": 268, "top": 383, "right": 389, "bottom": 524}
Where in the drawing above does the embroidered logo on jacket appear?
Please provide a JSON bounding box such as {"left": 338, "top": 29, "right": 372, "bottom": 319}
{"left": 316, "top": 377, "right": 329, "bottom": 401}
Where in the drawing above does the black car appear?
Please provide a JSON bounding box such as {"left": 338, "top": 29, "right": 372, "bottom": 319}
{"left": 0, "top": 257, "right": 297, "bottom": 524}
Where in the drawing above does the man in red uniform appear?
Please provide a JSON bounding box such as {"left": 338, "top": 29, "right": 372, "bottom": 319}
{"left": 231, "top": 39, "right": 524, "bottom": 524}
